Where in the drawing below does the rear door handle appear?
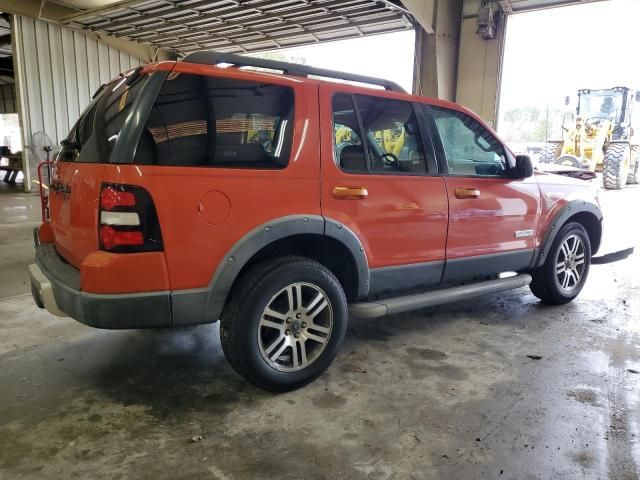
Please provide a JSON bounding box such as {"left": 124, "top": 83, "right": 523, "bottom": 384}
{"left": 332, "top": 186, "right": 368, "bottom": 200}
{"left": 454, "top": 188, "right": 480, "bottom": 199}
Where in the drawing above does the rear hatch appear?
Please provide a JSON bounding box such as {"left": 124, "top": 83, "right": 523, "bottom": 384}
{"left": 49, "top": 69, "right": 151, "bottom": 267}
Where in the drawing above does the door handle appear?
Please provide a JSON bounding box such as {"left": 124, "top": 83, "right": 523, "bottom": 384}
{"left": 332, "top": 186, "right": 368, "bottom": 200}
{"left": 454, "top": 188, "right": 480, "bottom": 199}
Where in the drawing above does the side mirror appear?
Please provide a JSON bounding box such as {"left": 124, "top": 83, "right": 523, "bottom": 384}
{"left": 512, "top": 154, "right": 534, "bottom": 179}
{"left": 635, "top": 91, "right": 640, "bottom": 102}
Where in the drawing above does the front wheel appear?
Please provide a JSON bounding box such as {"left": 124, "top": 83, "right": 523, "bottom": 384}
{"left": 603, "top": 143, "right": 631, "bottom": 190}
{"left": 220, "top": 256, "right": 347, "bottom": 392}
{"left": 529, "top": 222, "right": 591, "bottom": 305}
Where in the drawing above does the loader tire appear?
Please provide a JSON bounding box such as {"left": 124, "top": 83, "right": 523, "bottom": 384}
{"left": 602, "top": 143, "right": 630, "bottom": 190}
{"left": 538, "top": 143, "right": 559, "bottom": 164}
{"left": 627, "top": 146, "right": 639, "bottom": 185}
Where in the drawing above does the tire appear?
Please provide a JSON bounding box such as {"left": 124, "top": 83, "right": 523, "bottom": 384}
{"left": 554, "top": 154, "right": 582, "bottom": 169}
{"left": 626, "top": 146, "right": 639, "bottom": 184}
{"left": 220, "top": 256, "right": 348, "bottom": 392}
{"left": 529, "top": 222, "right": 591, "bottom": 305}
{"left": 537, "top": 143, "right": 560, "bottom": 164}
{"left": 602, "top": 143, "right": 631, "bottom": 190}
{"left": 31, "top": 283, "right": 44, "bottom": 309}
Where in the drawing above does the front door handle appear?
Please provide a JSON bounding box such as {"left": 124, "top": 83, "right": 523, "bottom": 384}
{"left": 454, "top": 188, "right": 480, "bottom": 199}
{"left": 332, "top": 186, "right": 369, "bottom": 200}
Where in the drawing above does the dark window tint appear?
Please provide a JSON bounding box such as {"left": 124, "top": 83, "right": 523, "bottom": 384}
{"left": 429, "top": 106, "right": 507, "bottom": 176}
{"left": 331, "top": 93, "right": 427, "bottom": 174}
{"left": 134, "top": 73, "right": 294, "bottom": 168}
{"left": 59, "top": 71, "right": 147, "bottom": 163}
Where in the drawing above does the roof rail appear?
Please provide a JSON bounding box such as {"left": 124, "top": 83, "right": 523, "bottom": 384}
{"left": 181, "top": 50, "right": 405, "bottom": 93}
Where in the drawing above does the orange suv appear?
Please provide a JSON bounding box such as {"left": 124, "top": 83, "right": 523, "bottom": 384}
{"left": 29, "top": 52, "right": 602, "bottom": 391}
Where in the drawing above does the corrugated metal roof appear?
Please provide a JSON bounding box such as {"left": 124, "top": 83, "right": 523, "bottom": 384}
{"left": 60, "top": 0, "right": 413, "bottom": 55}
{"left": 0, "top": 16, "right": 11, "bottom": 59}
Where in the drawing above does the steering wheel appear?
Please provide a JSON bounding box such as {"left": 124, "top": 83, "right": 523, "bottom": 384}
{"left": 380, "top": 152, "right": 399, "bottom": 167}
{"left": 585, "top": 116, "right": 609, "bottom": 127}
{"left": 486, "top": 164, "right": 502, "bottom": 176}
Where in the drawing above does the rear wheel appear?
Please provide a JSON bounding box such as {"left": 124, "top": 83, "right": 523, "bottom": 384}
{"left": 220, "top": 256, "right": 347, "bottom": 392}
{"left": 530, "top": 222, "right": 591, "bottom": 305}
{"left": 602, "top": 143, "right": 631, "bottom": 189}
{"left": 554, "top": 154, "right": 582, "bottom": 168}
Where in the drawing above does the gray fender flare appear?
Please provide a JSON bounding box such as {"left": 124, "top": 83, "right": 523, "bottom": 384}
{"left": 534, "top": 200, "right": 603, "bottom": 268}
{"left": 201, "top": 215, "right": 370, "bottom": 322}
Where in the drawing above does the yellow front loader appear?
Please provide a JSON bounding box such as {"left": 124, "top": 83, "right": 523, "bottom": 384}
{"left": 539, "top": 87, "right": 640, "bottom": 190}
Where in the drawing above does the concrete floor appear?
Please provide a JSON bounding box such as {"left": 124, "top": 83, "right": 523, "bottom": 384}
{"left": 1, "top": 180, "right": 639, "bottom": 480}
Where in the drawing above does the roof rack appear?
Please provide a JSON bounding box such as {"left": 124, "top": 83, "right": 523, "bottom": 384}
{"left": 181, "top": 50, "right": 405, "bottom": 93}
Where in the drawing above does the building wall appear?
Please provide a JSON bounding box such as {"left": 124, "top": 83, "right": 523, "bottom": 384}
{"left": 0, "top": 85, "right": 16, "bottom": 113}
{"left": 455, "top": 2, "right": 507, "bottom": 128}
{"left": 12, "top": 15, "right": 143, "bottom": 191}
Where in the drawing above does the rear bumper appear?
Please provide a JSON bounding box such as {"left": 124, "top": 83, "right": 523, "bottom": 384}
{"left": 30, "top": 243, "right": 171, "bottom": 329}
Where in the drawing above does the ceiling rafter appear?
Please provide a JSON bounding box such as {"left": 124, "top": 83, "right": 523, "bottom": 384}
{"left": 126, "top": 3, "right": 388, "bottom": 45}
{"left": 60, "top": 0, "right": 411, "bottom": 55}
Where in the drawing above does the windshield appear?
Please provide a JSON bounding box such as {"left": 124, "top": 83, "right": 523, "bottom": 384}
{"left": 578, "top": 89, "right": 624, "bottom": 123}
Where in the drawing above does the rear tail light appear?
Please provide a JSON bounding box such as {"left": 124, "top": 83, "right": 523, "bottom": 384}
{"left": 98, "top": 183, "right": 163, "bottom": 253}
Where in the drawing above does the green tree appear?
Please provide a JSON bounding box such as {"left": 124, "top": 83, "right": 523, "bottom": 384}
{"left": 249, "top": 51, "right": 307, "bottom": 65}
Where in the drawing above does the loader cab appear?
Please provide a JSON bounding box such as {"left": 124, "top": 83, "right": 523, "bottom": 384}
{"left": 577, "top": 87, "right": 639, "bottom": 141}
{"left": 577, "top": 88, "right": 626, "bottom": 123}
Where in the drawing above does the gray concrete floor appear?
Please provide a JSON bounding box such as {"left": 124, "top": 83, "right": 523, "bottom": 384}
{"left": 1, "top": 180, "right": 639, "bottom": 480}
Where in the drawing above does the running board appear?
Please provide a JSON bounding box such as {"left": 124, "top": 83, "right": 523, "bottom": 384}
{"left": 349, "top": 273, "right": 532, "bottom": 319}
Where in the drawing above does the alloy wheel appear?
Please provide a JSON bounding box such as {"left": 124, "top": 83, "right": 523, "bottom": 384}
{"left": 258, "top": 282, "right": 333, "bottom": 372}
{"left": 556, "top": 234, "right": 586, "bottom": 292}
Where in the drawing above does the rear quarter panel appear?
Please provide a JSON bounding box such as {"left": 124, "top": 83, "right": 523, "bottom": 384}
{"left": 102, "top": 66, "right": 321, "bottom": 291}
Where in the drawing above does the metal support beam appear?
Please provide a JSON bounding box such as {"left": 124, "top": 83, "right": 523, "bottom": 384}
{"left": 404, "top": 0, "right": 462, "bottom": 100}
{"left": 400, "top": 0, "right": 435, "bottom": 34}
{"left": 60, "top": 0, "right": 153, "bottom": 24}
{"left": 455, "top": 3, "right": 507, "bottom": 127}
{"left": 497, "top": 0, "right": 513, "bottom": 14}
{"left": 0, "top": 0, "right": 176, "bottom": 62}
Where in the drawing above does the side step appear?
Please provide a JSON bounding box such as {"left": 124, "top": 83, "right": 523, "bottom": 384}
{"left": 349, "top": 273, "right": 532, "bottom": 319}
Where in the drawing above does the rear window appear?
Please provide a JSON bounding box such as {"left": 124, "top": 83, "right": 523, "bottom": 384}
{"left": 133, "top": 73, "right": 294, "bottom": 168}
{"left": 59, "top": 70, "right": 148, "bottom": 163}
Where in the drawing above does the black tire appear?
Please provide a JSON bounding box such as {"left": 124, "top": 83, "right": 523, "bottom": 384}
{"left": 554, "top": 154, "right": 582, "bottom": 169}
{"left": 627, "top": 146, "right": 639, "bottom": 185}
{"left": 537, "top": 143, "right": 560, "bottom": 164}
{"left": 529, "top": 222, "right": 591, "bottom": 305}
{"left": 31, "top": 283, "right": 44, "bottom": 309}
{"left": 220, "top": 256, "right": 348, "bottom": 392}
{"left": 602, "top": 143, "right": 630, "bottom": 190}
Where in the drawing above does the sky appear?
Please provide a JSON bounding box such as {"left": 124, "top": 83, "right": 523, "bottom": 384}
{"left": 262, "top": 0, "right": 639, "bottom": 118}
{"left": 499, "top": 0, "right": 640, "bottom": 111}
{"left": 258, "top": 30, "right": 416, "bottom": 93}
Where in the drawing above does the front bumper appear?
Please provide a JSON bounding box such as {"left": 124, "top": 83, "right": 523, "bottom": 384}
{"left": 30, "top": 243, "right": 171, "bottom": 329}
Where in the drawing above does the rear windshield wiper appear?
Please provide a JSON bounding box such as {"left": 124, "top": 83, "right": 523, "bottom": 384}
{"left": 60, "top": 139, "right": 80, "bottom": 150}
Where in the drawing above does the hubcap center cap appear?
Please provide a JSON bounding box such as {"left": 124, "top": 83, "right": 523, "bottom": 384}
{"left": 291, "top": 319, "right": 302, "bottom": 333}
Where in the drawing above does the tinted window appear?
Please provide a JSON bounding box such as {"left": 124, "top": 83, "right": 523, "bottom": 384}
{"left": 355, "top": 95, "right": 426, "bottom": 174}
{"left": 59, "top": 71, "right": 147, "bottom": 163}
{"left": 332, "top": 93, "right": 427, "bottom": 174}
{"left": 134, "top": 73, "right": 294, "bottom": 168}
{"left": 332, "top": 94, "right": 366, "bottom": 172}
{"left": 429, "top": 106, "right": 507, "bottom": 176}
